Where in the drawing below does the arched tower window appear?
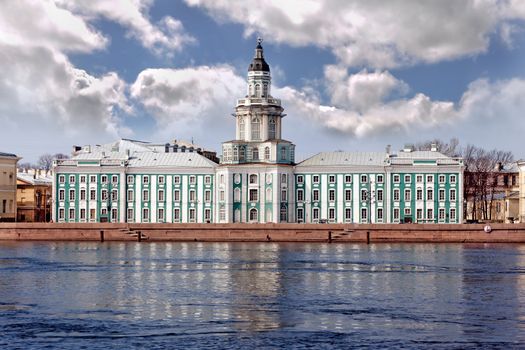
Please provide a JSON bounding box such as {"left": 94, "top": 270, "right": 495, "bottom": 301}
{"left": 254, "top": 84, "right": 261, "bottom": 97}
{"left": 251, "top": 117, "right": 260, "bottom": 140}
{"left": 239, "top": 117, "right": 245, "bottom": 140}
{"left": 252, "top": 147, "right": 259, "bottom": 161}
{"left": 264, "top": 146, "right": 270, "bottom": 160}
{"left": 239, "top": 147, "right": 245, "bottom": 161}
{"left": 249, "top": 208, "right": 258, "bottom": 222}
{"left": 268, "top": 117, "right": 276, "bottom": 139}
{"left": 281, "top": 147, "right": 286, "bottom": 161}
{"left": 233, "top": 147, "right": 238, "bottom": 161}
{"left": 262, "top": 83, "right": 268, "bottom": 97}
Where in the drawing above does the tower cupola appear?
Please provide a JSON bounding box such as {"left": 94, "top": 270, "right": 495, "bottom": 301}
{"left": 248, "top": 38, "right": 270, "bottom": 72}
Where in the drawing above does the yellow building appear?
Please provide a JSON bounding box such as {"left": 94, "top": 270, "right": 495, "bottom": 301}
{"left": 17, "top": 170, "right": 53, "bottom": 222}
{"left": 0, "top": 152, "right": 20, "bottom": 222}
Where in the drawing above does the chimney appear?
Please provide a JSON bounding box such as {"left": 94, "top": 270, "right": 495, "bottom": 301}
{"left": 430, "top": 143, "right": 438, "bottom": 152}
{"left": 385, "top": 144, "right": 391, "bottom": 155}
{"left": 164, "top": 143, "right": 170, "bottom": 153}
{"left": 173, "top": 144, "right": 178, "bottom": 153}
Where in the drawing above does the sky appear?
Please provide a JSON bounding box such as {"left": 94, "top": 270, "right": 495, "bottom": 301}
{"left": 1, "top": 0, "right": 525, "bottom": 163}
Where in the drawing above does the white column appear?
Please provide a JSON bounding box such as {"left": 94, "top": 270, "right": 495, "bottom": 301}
{"left": 166, "top": 175, "right": 173, "bottom": 222}
{"left": 197, "top": 175, "right": 204, "bottom": 223}
{"left": 182, "top": 175, "right": 188, "bottom": 222}
{"left": 321, "top": 174, "right": 328, "bottom": 220}
{"left": 119, "top": 171, "right": 126, "bottom": 222}
{"left": 353, "top": 174, "right": 359, "bottom": 223}
{"left": 305, "top": 174, "right": 312, "bottom": 223}
{"left": 151, "top": 175, "right": 157, "bottom": 223}
{"left": 135, "top": 176, "right": 141, "bottom": 222}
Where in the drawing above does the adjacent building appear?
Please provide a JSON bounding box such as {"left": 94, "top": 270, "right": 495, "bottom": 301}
{"left": 17, "top": 169, "right": 53, "bottom": 222}
{"left": 0, "top": 152, "right": 20, "bottom": 222}
{"left": 53, "top": 40, "right": 464, "bottom": 224}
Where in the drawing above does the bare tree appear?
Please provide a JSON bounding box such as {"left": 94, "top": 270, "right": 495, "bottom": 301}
{"left": 415, "top": 138, "right": 460, "bottom": 157}
{"left": 37, "top": 153, "right": 70, "bottom": 171}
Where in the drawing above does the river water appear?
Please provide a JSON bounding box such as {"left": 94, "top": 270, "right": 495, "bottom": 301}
{"left": 0, "top": 242, "right": 524, "bottom": 349}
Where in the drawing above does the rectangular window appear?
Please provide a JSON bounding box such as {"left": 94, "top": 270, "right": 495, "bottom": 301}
{"left": 80, "top": 189, "right": 86, "bottom": 201}
{"left": 80, "top": 208, "right": 86, "bottom": 220}
{"left": 404, "top": 207, "right": 411, "bottom": 216}
{"left": 173, "top": 208, "right": 180, "bottom": 221}
{"left": 59, "top": 189, "right": 65, "bottom": 201}
{"left": 404, "top": 189, "right": 411, "bottom": 201}
{"left": 329, "top": 189, "right": 335, "bottom": 202}
{"left": 143, "top": 176, "right": 149, "bottom": 185}
{"left": 450, "top": 175, "right": 457, "bottom": 184}
{"left": 393, "top": 189, "right": 400, "bottom": 201}
{"left": 416, "top": 175, "right": 423, "bottom": 183}
{"left": 345, "top": 189, "right": 352, "bottom": 202}
{"left": 393, "top": 208, "right": 400, "bottom": 221}
{"left": 297, "top": 208, "right": 304, "bottom": 222}
{"left": 127, "top": 175, "right": 134, "bottom": 184}
{"left": 69, "top": 175, "right": 75, "bottom": 184}
{"left": 142, "top": 208, "right": 149, "bottom": 221}
{"left": 377, "top": 189, "right": 383, "bottom": 201}
{"left": 142, "top": 190, "right": 149, "bottom": 202}
{"left": 127, "top": 190, "right": 134, "bottom": 202}
{"left": 59, "top": 208, "right": 65, "bottom": 220}
{"left": 427, "top": 175, "right": 433, "bottom": 183}
{"left": 189, "top": 176, "right": 196, "bottom": 185}
{"left": 219, "top": 207, "right": 226, "bottom": 221}
{"left": 101, "top": 175, "right": 108, "bottom": 184}
{"left": 377, "top": 208, "right": 383, "bottom": 221}
{"left": 127, "top": 208, "right": 134, "bottom": 221}
{"left": 173, "top": 175, "right": 181, "bottom": 185}
{"left": 220, "top": 190, "right": 225, "bottom": 201}
{"left": 89, "top": 208, "right": 96, "bottom": 221}
{"left": 329, "top": 175, "right": 335, "bottom": 183}
{"left": 280, "top": 207, "right": 287, "bottom": 222}
{"left": 90, "top": 175, "right": 97, "bottom": 183}
{"left": 313, "top": 208, "right": 319, "bottom": 221}
{"left": 297, "top": 189, "right": 304, "bottom": 202}
{"left": 111, "top": 175, "right": 118, "bottom": 184}
{"left": 90, "top": 189, "right": 96, "bottom": 200}
{"left": 249, "top": 174, "right": 258, "bottom": 184}
{"left": 439, "top": 208, "right": 445, "bottom": 221}
{"left": 80, "top": 175, "right": 86, "bottom": 183}
{"left": 158, "top": 190, "right": 165, "bottom": 202}
{"left": 101, "top": 190, "right": 108, "bottom": 201}
{"left": 249, "top": 189, "right": 258, "bottom": 202}
{"left": 345, "top": 208, "right": 352, "bottom": 222}
{"left": 404, "top": 175, "right": 411, "bottom": 183}
{"left": 111, "top": 190, "right": 118, "bottom": 201}
{"left": 417, "top": 188, "right": 423, "bottom": 201}
{"left": 345, "top": 175, "right": 352, "bottom": 184}
{"left": 328, "top": 208, "right": 335, "bottom": 221}
{"left": 361, "top": 189, "right": 367, "bottom": 201}
{"left": 417, "top": 209, "right": 423, "bottom": 220}
{"left": 59, "top": 175, "right": 65, "bottom": 184}
{"left": 439, "top": 175, "right": 445, "bottom": 183}
{"left": 450, "top": 208, "right": 456, "bottom": 222}
{"left": 427, "top": 208, "right": 433, "bottom": 220}
{"left": 69, "top": 189, "right": 75, "bottom": 201}
{"left": 69, "top": 208, "right": 75, "bottom": 221}
{"left": 377, "top": 174, "right": 384, "bottom": 183}
{"left": 205, "top": 176, "right": 211, "bottom": 185}
{"left": 361, "top": 174, "right": 368, "bottom": 183}
{"left": 202, "top": 208, "right": 210, "bottom": 221}
{"left": 450, "top": 189, "right": 456, "bottom": 201}
{"left": 281, "top": 174, "right": 287, "bottom": 184}
{"left": 173, "top": 190, "right": 180, "bottom": 201}
{"left": 393, "top": 174, "right": 400, "bottom": 183}
{"left": 361, "top": 208, "right": 368, "bottom": 222}
{"left": 313, "top": 175, "right": 320, "bottom": 184}
{"left": 111, "top": 208, "right": 118, "bottom": 222}
{"left": 297, "top": 175, "right": 304, "bottom": 184}
{"left": 439, "top": 189, "right": 445, "bottom": 201}
{"left": 313, "top": 189, "right": 319, "bottom": 201}
{"left": 205, "top": 190, "right": 211, "bottom": 203}
{"left": 281, "top": 190, "right": 287, "bottom": 202}
{"left": 189, "top": 190, "right": 196, "bottom": 202}
{"left": 427, "top": 189, "right": 433, "bottom": 201}
{"left": 158, "top": 208, "right": 164, "bottom": 222}
{"left": 189, "top": 208, "right": 196, "bottom": 222}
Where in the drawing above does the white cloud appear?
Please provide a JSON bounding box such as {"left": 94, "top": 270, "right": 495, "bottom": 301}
{"left": 130, "top": 65, "right": 245, "bottom": 144}
{"left": 185, "top": 0, "right": 525, "bottom": 68}
{"left": 57, "top": 0, "right": 195, "bottom": 56}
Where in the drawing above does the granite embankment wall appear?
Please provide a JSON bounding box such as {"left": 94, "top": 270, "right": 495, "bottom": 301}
{"left": 1, "top": 223, "right": 525, "bottom": 243}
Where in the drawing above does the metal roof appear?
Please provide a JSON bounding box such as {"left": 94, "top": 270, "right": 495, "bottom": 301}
{"left": 0, "top": 152, "right": 18, "bottom": 158}
{"left": 17, "top": 172, "right": 52, "bottom": 186}
{"left": 297, "top": 152, "right": 387, "bottom": 167}
{"left": 128, "top": 152, "right": 217, "bottom": 168}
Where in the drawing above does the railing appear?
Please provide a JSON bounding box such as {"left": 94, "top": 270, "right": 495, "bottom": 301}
{"left": 236, "top": 98, "right": 281, "bottom": 106}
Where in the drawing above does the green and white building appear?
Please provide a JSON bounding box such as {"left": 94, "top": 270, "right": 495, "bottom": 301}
{"left": 53, "top": 40, "right": 464, "bottom": 224}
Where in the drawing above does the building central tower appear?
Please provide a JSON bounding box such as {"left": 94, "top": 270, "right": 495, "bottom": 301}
{"left": 217, "top": 39, "right": 296, "bottom": 223}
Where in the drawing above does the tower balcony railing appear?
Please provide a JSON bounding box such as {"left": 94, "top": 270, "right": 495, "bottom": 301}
{"left": 236, "top": 97, "right": 281, "bottom": 107}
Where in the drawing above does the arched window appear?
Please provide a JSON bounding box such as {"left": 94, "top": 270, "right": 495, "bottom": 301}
{"left": 266, "top": 187, "right": 272, "bottom": 202}
{"left": 249, "top": 208, "right": 258, "bottom": 222}
{"left": 239, "top": 117, "right": 245, "bottom": 140}
{"left": 233, "top": 147, "right": 238, "bottom": 160}
{"left": 266, "top": 210, "right": 272, "bottom": 223}
{"left": 280, "top": 147, "right": 287, "bottom": 161}
{"left": 249, "top": 174, "right": 258, "bottom": 184}
{"left": 264, "top": 146, "right": 270, "bottom": 160}
{"left": 252, "top": 147, "right": 259, "bottom": 161}
{"left": 262, "top": 83, "right": 268, "bottom": 97}
{"left": 234, "top": 188, "right": 241, "bottom": 202}
{"left": 239, "top": 147, "right": 245, "bottom": 161}
{"left": 268, "top": 118, "right": 276, "bottom": 139}
{"left": 254, "top": 84, "right": 261, "bottom": 97}
{"left": 251, "top": 117, "right": 260, "bottom": 140}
